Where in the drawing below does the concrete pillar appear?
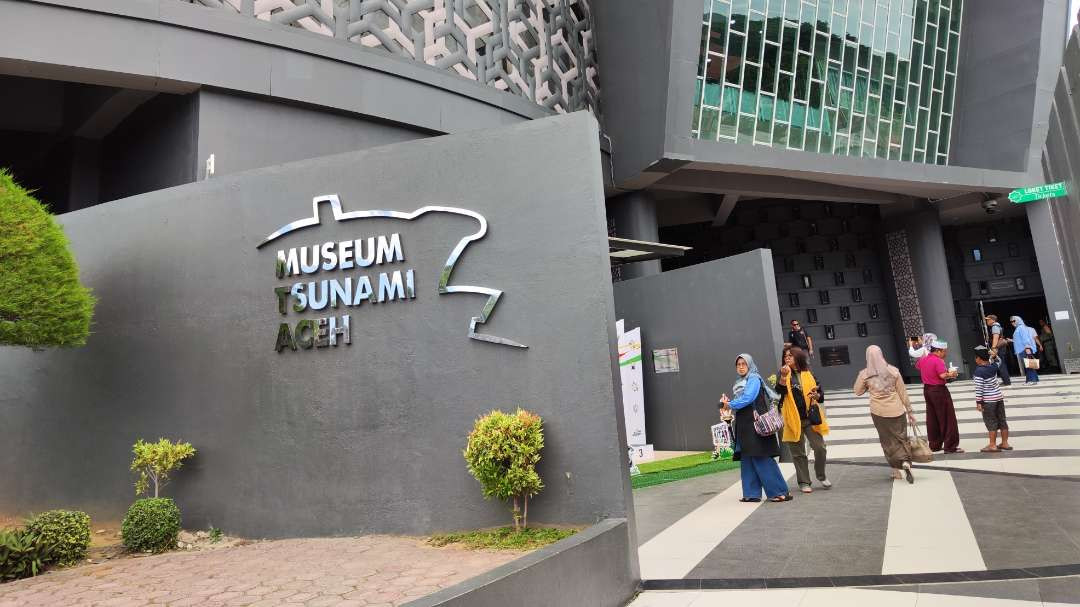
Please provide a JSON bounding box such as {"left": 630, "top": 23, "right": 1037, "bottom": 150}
{"left": 609, "top": 190, "right": 661, "bottom": 280}
{"left": 905, "top": 210, "right": 963, "bottom": 364}
{"left": 882, "top": 204, "right": 963, "bottom": 377}
{"left": 1026, "top": 199, "right": 1080, "bottom": 367}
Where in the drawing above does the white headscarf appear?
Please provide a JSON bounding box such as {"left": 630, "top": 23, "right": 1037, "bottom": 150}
{"left": 864, "top": 345, "right": 901, "bottom": 394}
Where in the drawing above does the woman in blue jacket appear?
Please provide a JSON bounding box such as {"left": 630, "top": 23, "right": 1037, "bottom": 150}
{"left": 1010, "top": 316, "right": 1042, "bottom": 385}
{"left": 720, "top": 353, "right": 792, "bottom": 503}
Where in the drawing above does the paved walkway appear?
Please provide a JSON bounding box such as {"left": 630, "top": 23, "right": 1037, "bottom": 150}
{"left": 632, "top": 374, "right": 1080, "bottom": 604}
{"left": 0, "top": 536, "right": 521, "bottom": 607}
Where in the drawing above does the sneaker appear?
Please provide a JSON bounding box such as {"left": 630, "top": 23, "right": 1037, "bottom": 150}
{"left": 800, "top": 485, "right": 813, "bottom": 493}
{"left": 820, "top": 479, "right": 832, "bottom": 489}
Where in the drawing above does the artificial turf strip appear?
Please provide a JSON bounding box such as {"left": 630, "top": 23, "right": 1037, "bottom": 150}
{"left": 636, "top": 451, "right": 716, "bottom": 474}
{"left": 631, "top": 458, "right": 740, "bottom": 489}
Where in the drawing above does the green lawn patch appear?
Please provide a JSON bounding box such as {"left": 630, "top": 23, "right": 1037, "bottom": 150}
{"left": 632, "top": 453, "right": 739, "bottom": 489}
{"left": 428, "top": 526, "right": 578, "bottom": 550}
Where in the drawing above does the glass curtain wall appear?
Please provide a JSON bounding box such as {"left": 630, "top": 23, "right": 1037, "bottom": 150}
{"left": 692, "top": 0, "right": 962, "bottom": 165}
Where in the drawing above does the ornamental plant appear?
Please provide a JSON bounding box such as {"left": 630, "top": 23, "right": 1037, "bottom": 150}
{"left": 0, "top": 169, "right": 95, "bottom": 347}
{"left": 131, "top": 438, "right": 197, "bottom": 497}
{"left": 23, "top": 510, "right": 90, "bottom": 566}
{"left": 121, "top": 498, "right": 181, "bottom": 553}
{"left": 463, "top": 409, "right": 545, "bottom": 530}
{"left": 0, "top": 528, "right": 53, "bottom": 582}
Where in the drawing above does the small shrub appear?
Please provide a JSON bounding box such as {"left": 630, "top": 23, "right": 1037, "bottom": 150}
{"left": 463, "top": 408, "right": 544, "bottom": 530}
{"left": 0, "top": 528, "right": 53, "bottom": 582}
{"left": 208, "top": 526, "right": 222, "bottom": 543}
{"left": 121, "top": 498, "right": 181, "bottom": 553}
{"left": 23, "top": 510, "right": 90, "bottom": 566}
{"left": 130, "top": 438, "right": 196, "bottom": 497}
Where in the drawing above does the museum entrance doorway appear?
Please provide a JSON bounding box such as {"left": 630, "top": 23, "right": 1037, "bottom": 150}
{"left": 978, "top": 296, "right": 1053, "bottom": 375}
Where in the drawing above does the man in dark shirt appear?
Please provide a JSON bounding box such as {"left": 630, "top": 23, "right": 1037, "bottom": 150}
{"left": 787, "top": 319, "right": 814, "bottom": 358}
{"left": 984, "top": 314, "right": 1011, "bottom": 386}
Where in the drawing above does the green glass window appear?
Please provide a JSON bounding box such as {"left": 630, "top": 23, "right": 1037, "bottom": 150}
{"left": 691, "top": 0, "right": 963, "bottom": 164}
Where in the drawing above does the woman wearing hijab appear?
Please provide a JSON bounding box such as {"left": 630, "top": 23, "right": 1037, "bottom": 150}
{"left": 854, "top": 345, "right": 916, "bottom": 483}
{"left": 719, "top": 354, "right": 792, "bottom": 503}
{"left": 1010, "top": 316, "right": 1042, "bottom": 385}
{"left": 776, "top": 347, "right": 831, "bottom": 493}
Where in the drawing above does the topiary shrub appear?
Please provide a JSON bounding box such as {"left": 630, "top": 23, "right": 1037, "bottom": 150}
{"left": 121, "top": 498, "right": 181, "bottom": 553}
{"left": 0, "top": 528, "right": 53, "bottom": 582}
{"left": 0, "top": 169, "right": 95, "bottom": 347}
{"left": 463, "top": 408, "right": 545, "bottom": 530}
{"left": 23, "top": 510, "right": 90, "bottom": 566}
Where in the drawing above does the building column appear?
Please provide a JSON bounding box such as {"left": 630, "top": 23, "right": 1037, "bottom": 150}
{"left": 882, "top": 205, "right": 963, "bottom": 377}
{"left": 1027, "top": 199, "right": 1080, "bottom": 368}
{"left": 609, "top": 190, "right": 661, "bottom": 280}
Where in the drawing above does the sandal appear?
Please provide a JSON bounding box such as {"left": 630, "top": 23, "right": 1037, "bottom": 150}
{"left": 739, "top": 497, "right": 761, "bottom": 503}
{"left": 998, "top": 445, "right": 1014, "bottom": 451}
{"left": 769, "top": 494, "right": 793, "bottom": 502}
{"left": 980, "top": 446, "right": 1000, "bottom": 453}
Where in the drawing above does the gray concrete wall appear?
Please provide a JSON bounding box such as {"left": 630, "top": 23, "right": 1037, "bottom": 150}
{"left": 404, "top": 519, "right": 637, "bottom": 607}
{"left": 195, "top": 90, "right": 427, "bottom": 180}
{"left": 1033, "top": 28, "right": 1080, "bottom": 368}
{"left": 949, "top": 0, "right": 1065, "bottom": 172}
{"left": 0, "top": 113, "right": 636, "bottom": 540}
{"left": 590, "top": 0, "right": 674, "bottom": 187}
{"left": 613, "top": 250, "right": 783, "bottom": 452}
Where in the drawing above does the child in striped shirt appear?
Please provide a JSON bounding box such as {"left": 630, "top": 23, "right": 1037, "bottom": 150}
{"left": 973, "top": 346, "right": 1012, "bottom": 453}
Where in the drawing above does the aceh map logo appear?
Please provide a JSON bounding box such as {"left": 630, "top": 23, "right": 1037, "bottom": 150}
{"left": 258, "top": 194, "right": 527, "bottom": 352}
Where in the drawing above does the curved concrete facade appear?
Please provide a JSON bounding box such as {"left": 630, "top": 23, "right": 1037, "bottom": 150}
{"left": 0, "top": 0, "right": 592, "bottom": 135}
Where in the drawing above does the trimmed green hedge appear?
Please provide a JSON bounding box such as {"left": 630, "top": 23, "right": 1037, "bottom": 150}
{"left": 122, "top": 498, "right": 181, "bottom": 553}
{"left": 24, "top": 510, "right": 90, "bottom": 566}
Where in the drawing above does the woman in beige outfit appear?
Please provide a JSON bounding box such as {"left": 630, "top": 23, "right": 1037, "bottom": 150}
{"left": 854, "top": 345, "right": 917, "bottom": 484}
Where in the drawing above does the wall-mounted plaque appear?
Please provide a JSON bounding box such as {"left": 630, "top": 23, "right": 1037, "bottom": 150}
{"left": 819, "top": 346, "right": 850, "bottom": 367}
{"left": 653, "top": 348, "right": 680, "bottom": 374}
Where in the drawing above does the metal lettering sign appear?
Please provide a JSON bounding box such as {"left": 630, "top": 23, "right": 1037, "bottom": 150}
{"left": 1008, "top": 182, "right": 1068, "bottom": 203}
{"left": 260, "top": 194, "right": 527, "bottom": 352}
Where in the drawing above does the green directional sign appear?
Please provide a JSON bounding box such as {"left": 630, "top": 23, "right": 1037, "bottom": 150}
{"left": 1008, "top": 181, "right": 1068, "bottom": 204}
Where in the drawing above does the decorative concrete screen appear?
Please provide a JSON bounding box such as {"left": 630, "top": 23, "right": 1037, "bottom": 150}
{"left": 692, "top": 0, "right": 963, "bottom": 164}
{"left": 179, "top": 0, "right": 599, "bottom": 114}
{"left": 0, "top": 113, "right": 632, "bottom": 538}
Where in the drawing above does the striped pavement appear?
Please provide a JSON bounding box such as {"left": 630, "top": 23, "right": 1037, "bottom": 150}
{"left": 635, "top": 373, "right": 1080, "bottom": 585}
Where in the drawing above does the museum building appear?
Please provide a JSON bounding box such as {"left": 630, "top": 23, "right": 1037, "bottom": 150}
{"left": 1, "top": 0, "right": 1079, "bottom": 552}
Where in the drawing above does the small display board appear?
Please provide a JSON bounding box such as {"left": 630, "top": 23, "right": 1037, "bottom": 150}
{"left": 819, "top": 345, "right": 851, "bottom": 367}
{"left": 652, "top": 347, "right": 680, "bottom": 373}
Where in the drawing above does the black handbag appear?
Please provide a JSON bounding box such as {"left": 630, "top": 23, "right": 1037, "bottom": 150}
{"left": 806, "top": 396, "right": 823, "bottom": 425}
{"left": 806, "top": 377, "right": 823, "bottom": 425}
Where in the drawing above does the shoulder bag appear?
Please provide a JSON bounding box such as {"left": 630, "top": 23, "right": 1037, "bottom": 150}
{"left": 908, "top": 419, "right": 934, "bottom": 463}
{"left": 752, "top": 390, "right": 784, "bottom": 437}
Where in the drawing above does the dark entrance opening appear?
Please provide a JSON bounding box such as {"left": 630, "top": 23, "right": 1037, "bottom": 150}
{"left": 980, "top": 296, "right": 1056, "bottom": 375}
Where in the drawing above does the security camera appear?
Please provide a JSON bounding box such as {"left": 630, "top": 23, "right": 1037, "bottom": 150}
{"left": 982, "top": 198, "right": 999, "bottom": 215}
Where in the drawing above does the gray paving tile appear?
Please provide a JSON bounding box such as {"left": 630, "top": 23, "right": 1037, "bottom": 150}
{"left": 633, "top": 467, "right": 742, "bottom": 546}
{"left": 1039, "top": 575, "right": 1080, "bottom": 604}
{"left": 915, "top": 579, "right": 1041, "bottom": 601}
